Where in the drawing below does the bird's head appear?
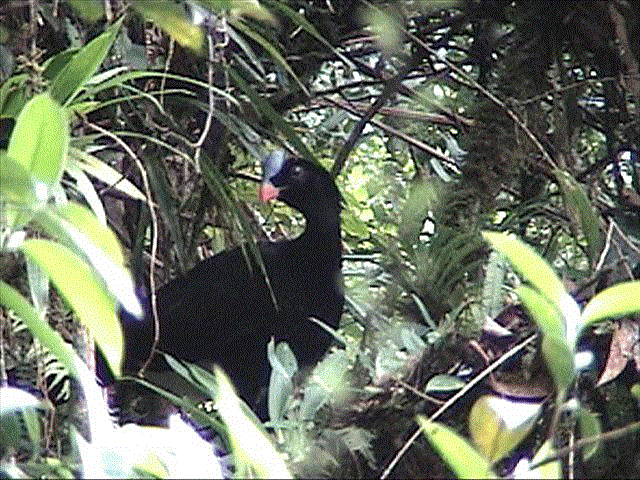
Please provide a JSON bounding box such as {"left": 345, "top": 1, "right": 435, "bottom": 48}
{"left": 259, "top": 151, "right": 342, "bottom": 224}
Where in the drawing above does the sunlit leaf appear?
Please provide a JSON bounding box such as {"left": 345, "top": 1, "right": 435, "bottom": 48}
{"left": 482, "top": 232, "right": 564, "bottom": 305}
{"left": 417, "top": 416, "right": 496, "bottom": 479}
{"left": 65, "top": 162, "right": 107, "bottom": 224}
{"left": 516, "top": 285, "right": 565, "bottom": 342}
{"left": 68, "top": 147, "right": 146, "bottom": 201}
{"left": 215, "top": 366, "right": 292, "bottom": 478}
{"left": 7, "top": 92, "right": 68, "bottom": 190}
{"left": 131, "top": 0, "right": 203, "bottom": 53}
{"left": 33, "top": 203, "right": 142, "bottom": 319}
{"left": 581, "top": 281, "right": 640, "bottom": 329}
{"left": 425, "top": 374, "right": 466, "bottom": 392}
{"left": 541, "top": 334, "right": 576, "bottom": 390}
{"left": 469, "top": 396, "right": 541, "bottom": 464}
{"left": 19, "top": 239, "right": 122, "bottom": 377}
{"left": 0, "top": 282, "right": 78, "bottom": 378}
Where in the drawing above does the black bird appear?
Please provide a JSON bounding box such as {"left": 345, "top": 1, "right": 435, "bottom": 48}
{"left": 117, "top": 151, "right": 344, "bottom": 419}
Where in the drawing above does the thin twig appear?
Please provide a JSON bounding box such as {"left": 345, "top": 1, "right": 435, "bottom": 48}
{"left": 84, "top": 120, "right": 159, "bottom": 376}
{"left": 193, "top": 32, "right": 216, "bottom": 168}
{"left": 595, "top": 220, "right": 614, "bottom": 272}
{"left": 380, "top": 334, "right": 538, "bottom": 479}
{"left": 529, "top": 419, "right": 640, "bottom": 470}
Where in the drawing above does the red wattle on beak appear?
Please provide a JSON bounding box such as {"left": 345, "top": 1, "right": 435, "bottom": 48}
{"left": 259, "top": 182, "right": 280, "bottom": 202}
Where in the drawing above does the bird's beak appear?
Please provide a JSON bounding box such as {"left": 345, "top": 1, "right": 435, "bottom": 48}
{"left": 259, "top": 181, "right": 280, "bottom": 202}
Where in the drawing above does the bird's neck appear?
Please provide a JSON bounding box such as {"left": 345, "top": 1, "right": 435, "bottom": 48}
{"left": 299, "top": 214, "right": 342, "bottom": 258}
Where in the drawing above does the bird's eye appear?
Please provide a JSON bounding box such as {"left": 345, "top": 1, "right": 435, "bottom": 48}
{"left": 290, "top": 164, "right": 304, "bottom": 178}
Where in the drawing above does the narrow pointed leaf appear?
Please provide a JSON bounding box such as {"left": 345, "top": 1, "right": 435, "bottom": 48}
{"left": 581, "top": 281, "right": 640, "bottom": 329}
{"left": 50, "top": 18, "right": 123, "bottom": 105}
{"left": 19, "top": 239, "right": 122, "bottom": 377}
{"left": 417, "top": 416, "right": 496, "bottom": 479}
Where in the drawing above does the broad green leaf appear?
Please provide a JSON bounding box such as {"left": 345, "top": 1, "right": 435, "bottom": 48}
{"left": 541, "top": 335, "right": 576, "bottom": 391}
{"left": 198, "top": 0, "right": 276, "bottom": 24}
{"left": 215, "top": 366, "right": 292, "bottom": 479}
{"left": 7, "top": 92, "right": 69, "bottom": 189}
{"left": 576, "top": 406, "right": 601, "bottom": 460}
{"left": 68, "top": 147, "right": 146, "bottom": 201}
{"left": 517, "top": 439, "right": 561, "bottom": 479}
{"left": 516, "top": 285, "right": 565, "bottom": 343}
{"left": 482, "top": 232, "right": 565, "bottom": 306}
{"left": 425, "top": 374, "right": 466, "bottom": 392}
{"left": 49, "top": 17, "right": 123, "bottom": 105}
{"left": 131, "top": 0, "right": 203, "bottom": 53}
{"left": 268, "top": 339, "right": 296, "bottom": 422}
{"left": 468, "top": 396, "right": 542, "bottom": 464}
{"left": 19, "top": 239, "right": 122, "bottom": 377}
{"left": 0, "top": 153, "right": 39, "bottom": 229}
{"left": 581, "top": 281, "right": 640, "bottom": 330}
{"left": 0, "top": 73, "right": 29, "bottom": 117}
{"left": 0, "top": 282, "right": 77, "bottom": 378}
{"left": 417, "top": 416, "right": 496, "bottom": 479}
{"left": 554, "top": 170, "right": 604, "bottom": 268}
{"left": 66, "top": 0, "right": 105, "bottom": 23}
{"left": 32, "top": 203, "right": 142, "bottom": 319}
{"left": 482, "top": 231, "right": 582, "bottom": 340}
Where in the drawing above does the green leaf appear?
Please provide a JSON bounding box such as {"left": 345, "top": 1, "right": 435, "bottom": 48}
{"left": 554, "top": 170, "right": 604, "bottom": 268}
{"left": 417, "top": 416, "right": 496, "bottom": 479}
{"left": 68, "top": 147, "right": 146, "bottom": 201}
{"left": 215, "top": 366, "right": 292, "bottom": 478}
{"left": 19, "top": 239, "right": 122, "bottom": 377}
{"left": 0, "top": 282, "right": 77, "bottom": 378}
{"left": 7, "top": 92, "right": 69, "bottom": 190}
{"left": 527, "top": 439, "right": 562, "bottom": 479}
{"left": 0, "top": 153, "right": 39, "bottom": 229}
{"left": 267, "top": 340, "right": 296, "bottom": 422}
{"left": 482, "top": 231, "right": 581, "bottom": 343}
{"left": 482, "top": 232, "right": 564, "bottom": 305}
{"left": 49, "top": 17, "right": 123, "bottom": 105}
{"left": 516, "top": 285, "right": 565, "bottom": 343}
{"left": 541, "top": 335, "right": 576, "bottom": 391}
{"left": 468, "top": 395, "right": 542, "bottom": 464}
{"left": 516, "top": 285, "right": 576, "bottom": 389}
{"left": 32, "top": 203, "right": 142, "bottom": 319}
{"left": 131, "top": 0, "right": 203, "bottom": 53}
{"left": 65, "top": 162, "right": 107, "bottom": 224}
{"left": 425, "top": 374, "right": 466, "bottom": 392}
{"left": 576, "top": 406, "right": 601, "bottom": 460}
{"left": 66, "top": 0, "right": 105, "bottom": 22}
{"left": 581, "top": 281, "right": 640, "bottom": 330}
